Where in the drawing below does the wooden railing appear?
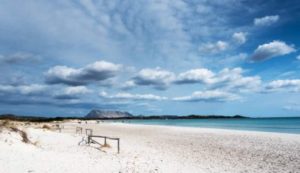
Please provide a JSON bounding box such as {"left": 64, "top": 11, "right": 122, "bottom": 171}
{"left": 56, "top": 125, "right": 120, "bottom": 154}
{"left": 88, "top": 135, "right": 120, "bottom": 153}
{"left": 85, "top": 128, "right": 93, "bottom": 136}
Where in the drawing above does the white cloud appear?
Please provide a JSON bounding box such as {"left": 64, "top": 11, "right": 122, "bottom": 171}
{"left": 53, "top": 86, "right": 92, "bottom": 100}
{"left": 64, "top": 86, "right": 92, "bottom": 95}
{"left": 212, "top": 68, "right": 262, "bottom": 92}
{"left": 174, "top": 67, "right": 261, "bottom": 92}
{"left": 120, "top": 80, "right": 136, "bottom": 90}
{"left": 45, "top": 61, "right": 121, "bottom": 86}
{"left": 265, "top": 79, "right": 300, "bottom": 92}
{"left": 99, "top": 91, "right": 167, "bottom": 101}
{"left": 254, "top": 15, "right": 279, "bottom": 26}
{"left": 0, "top": 84, "right": 47, "bottom": 96}
{"left": 129, "top": 67, "right": 261, "bottom": 93}
{"left": 232, "top": 32, "right": 247, "bottom": 44}
{"left": 175, "top": 68, "right": 215, "bottom": 84}
{"left": 249, "top": 41, "right": 295, "bottom": 62}
{"left": 0, "top": 83, "right": 92, "bottom": 101}
{"left": 296, "top": 55, "right": 300, "bottom": 60}
{"left": 173, "top": 90, "right": 240, "bottom": 102}
{"left": 198, "top": 41, "right": 228, "bottom": 54}
{"left": 133, "top": 68, "right": 175, "bottom": 90}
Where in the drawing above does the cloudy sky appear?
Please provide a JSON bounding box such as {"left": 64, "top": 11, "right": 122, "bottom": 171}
{"left": 1, "top": 0, "right": 300, "bottom": 117}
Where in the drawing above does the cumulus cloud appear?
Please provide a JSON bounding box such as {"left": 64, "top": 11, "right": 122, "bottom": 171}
{"left": 132, "top": 68, "right": 175, "bottom": 90}
{"left": 0, "top": 84, "right": 84, "bottom": 108}
{"left": 45, "top": 61, "right": 121, "bottom": 86}
{"left": 232, "top": 32, "right": 247, "bottom": 44}
{"left": 121, "top": 67, "right": 262, "bottom": 92}
{"left": 175, "top": 68, "right": 215, "bottom": 84}
{"left": 120, "top": 80, "right": 136, "bottom": 90}
{"left": 265, "top": 79, "right": 300, "bottom": 92}
{"left": 54, "top": 86, "right": 92, "bottom": 100}
{"left": 249, "top": 41, "right": 295, "bottom": 62}
{"left": 99, "top": 91, "right": 167, "bottom": 101}
{"left": 0, "top": 84, "right": 125, "bottom": 110}
{"left": 0, "top": 96, "right": 124, "bottom": 110}
{"left": 173, "top": 90, "right": 240, "bottom": 102}
{"left": 64, "top": 86, "right": 92, "bottom": 95}
{"left": 254, "top": 15, "right": 279, "bottom": 26}
{"left": 0, "top": 84, "right": 47, "bottom": 96}
{"left": 174, "top": 67, "right": 261, "bottom": 92}
{"left": 127, "top": 67, "right": 261, "bottom": 92}
{"left": 212, "top": 68, "right": 262, "bottom": 92}
{"left": 198, "top": 41, "right": 228, "bottom": 54}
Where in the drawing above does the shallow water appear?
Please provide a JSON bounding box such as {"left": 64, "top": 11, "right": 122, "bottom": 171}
{"left": 122, "top": 117, "right": 300, "bottom": 134}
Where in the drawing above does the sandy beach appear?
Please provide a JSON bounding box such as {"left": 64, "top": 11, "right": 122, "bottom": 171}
{"left": 1, "top": 120, "right": 300, "bottom": 173}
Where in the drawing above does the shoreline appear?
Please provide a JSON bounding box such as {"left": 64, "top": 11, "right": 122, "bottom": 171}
{"left": 105, "top": 120, "right": 300, "bottom": 135}
{"left": 100, "top": 122, "right": 300, "bottom": 144}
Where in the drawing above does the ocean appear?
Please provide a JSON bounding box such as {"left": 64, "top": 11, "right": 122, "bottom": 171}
{"left": 123, "top": 117, "right": 300, "bottom": 134}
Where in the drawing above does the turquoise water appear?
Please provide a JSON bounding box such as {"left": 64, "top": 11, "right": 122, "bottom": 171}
{"left": 124, "top": 118, "right": 300, "bottom": 134}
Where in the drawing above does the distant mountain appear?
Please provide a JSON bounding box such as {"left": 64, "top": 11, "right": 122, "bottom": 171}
{"left": 85, "top": 110, "right": 133, "bottom": 119}
{"left": 0, "top": 112, "right": 248, "bottom": 121}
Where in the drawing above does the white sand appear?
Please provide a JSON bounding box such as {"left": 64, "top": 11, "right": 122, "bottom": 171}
{"left": 1, "top": 121, "right": 300, "bottom": 173}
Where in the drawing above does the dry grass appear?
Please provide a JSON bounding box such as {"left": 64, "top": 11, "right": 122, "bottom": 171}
{"left": 101, "top": 143, "right": 111, "bottom": 148}
{"left": 0, "top": 120, "right": 33, "bottom": 144}
{"left": 42, "top": 124, "right": 52, "bottom": 130}
{"left": 10, "top": 127, "right": 30, "bottom": 143}
{"left": 0, "top": 120, "right": 10, "bottom": 128}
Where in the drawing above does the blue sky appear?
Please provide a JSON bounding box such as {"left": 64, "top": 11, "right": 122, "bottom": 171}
{"left": 0, "top": 0, "right": 300, "bottom": 117}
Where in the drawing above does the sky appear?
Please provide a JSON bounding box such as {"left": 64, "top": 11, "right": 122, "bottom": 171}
{"left": 0, "top": 0, "right": 300, "bottom": 117}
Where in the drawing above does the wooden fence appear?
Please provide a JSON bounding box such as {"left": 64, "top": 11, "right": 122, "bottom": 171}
{"left": 85, "top": 128, "right": 93, "bottom": 136}
{"left": 76, "top": 127, "right": 83, "bottom": 134}
{"left": 56, "top": 125, "right": 120, "bottom": 154}
{"left": 88, "top": 135, "right": 120, "bottom": 153}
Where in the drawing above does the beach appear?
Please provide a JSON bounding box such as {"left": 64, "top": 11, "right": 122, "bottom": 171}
{"left": 1, "top": 120, "right": 300, "bottom": 173}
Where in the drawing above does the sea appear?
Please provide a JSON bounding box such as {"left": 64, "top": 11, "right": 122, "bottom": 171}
{"left": 123, "top": 117, "right": 300, "bottom": 134}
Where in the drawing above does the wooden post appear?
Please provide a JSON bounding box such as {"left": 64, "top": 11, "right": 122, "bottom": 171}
{"left": 76, "top": 127, "right": 83, "bottom": 134}
{"left": 85, "top": 129, "right": 93, "bottom": 136}
{"left": 117, "top": 139, "right": 120, "bottom": 153}
{"left": 88, "top": 135, "right": 120, "bottom": 154}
